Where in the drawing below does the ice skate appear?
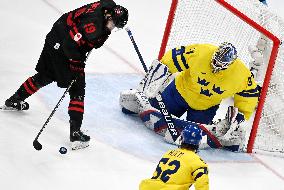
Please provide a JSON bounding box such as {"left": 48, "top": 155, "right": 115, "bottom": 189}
{"left": 1, "top": 94, "right": 29, "bottom": 111}
{"left": 70, "top": 120, "right": 90, "bottom": 150}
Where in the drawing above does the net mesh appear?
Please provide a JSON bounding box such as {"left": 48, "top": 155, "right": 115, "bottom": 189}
{"left": 162, "top": 0, "right": 284, "bottom": 155}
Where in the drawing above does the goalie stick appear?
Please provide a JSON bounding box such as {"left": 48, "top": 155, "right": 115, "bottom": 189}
{"left": 125, "top": 27, "right": 180, "bottom": 142}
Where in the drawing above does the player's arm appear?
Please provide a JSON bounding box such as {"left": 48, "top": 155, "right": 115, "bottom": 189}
{"left": 61, "top": 37, "right": 86, "bottom": 77}
{"left": 160, "top": 44, "right": 196, "bottom": 73}
{"left": 137, "top": 44, "right": 198, "bottom": 97}
{"left": 192, "top": 166, "right": 209, "bottom": 190}
{"left": 234, "top": 73, "right": 260, "bottom": 120}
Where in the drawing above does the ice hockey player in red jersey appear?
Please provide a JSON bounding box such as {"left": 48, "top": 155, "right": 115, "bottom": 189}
{"left": 3, "top": 0, "right": 128, "bottom": 150}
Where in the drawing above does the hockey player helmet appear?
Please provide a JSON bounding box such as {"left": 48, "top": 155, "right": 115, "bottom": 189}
{"left": 181, "top": 124, "right": 202, "bottom": 146}
{"left": 211, "top": 42, "right": 238, "bottom": 73}
{"left": 110, "top": 5, "right": 128, "bottom": 28}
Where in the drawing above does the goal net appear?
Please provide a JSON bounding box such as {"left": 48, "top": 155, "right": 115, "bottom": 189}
{"left": 159, "top": 0, "right": 284, "bottom": 155}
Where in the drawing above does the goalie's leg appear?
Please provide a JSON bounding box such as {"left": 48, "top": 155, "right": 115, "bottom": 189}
{"left": 136, "top": 82, "right": 189, "bottom": 138}
{"left": 119, "top": 89, "right": 140, "bottom": 114}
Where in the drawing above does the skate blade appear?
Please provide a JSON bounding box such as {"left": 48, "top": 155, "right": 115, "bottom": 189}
{"left": 71, "top": 141, "right": 90, "bottom": 150}
{"left": 0, "top": 105, "right": 20, "bottom": 111}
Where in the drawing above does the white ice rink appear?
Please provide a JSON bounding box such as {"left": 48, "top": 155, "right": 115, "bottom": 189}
{"left": 1, "top": 0, "right": 284, "bottom": 190}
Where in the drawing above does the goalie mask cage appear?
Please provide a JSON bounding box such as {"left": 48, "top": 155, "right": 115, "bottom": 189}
{"left": 159, "top": 0, "right": 284, "bottom": 156}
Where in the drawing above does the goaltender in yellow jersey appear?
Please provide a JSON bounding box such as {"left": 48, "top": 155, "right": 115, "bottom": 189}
{"left": 161, "top": 43, "right": 259, "bottom": 120}
{"left": 119, "top": 42, "right": 259, "bottom": 151}
{"left": 139, "top": 124, "right": 209, "bottom": 190}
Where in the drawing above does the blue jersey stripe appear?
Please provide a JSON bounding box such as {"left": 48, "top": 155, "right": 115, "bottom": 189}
{"left": 172, "top": 48, "right": 183, "bottom": 72}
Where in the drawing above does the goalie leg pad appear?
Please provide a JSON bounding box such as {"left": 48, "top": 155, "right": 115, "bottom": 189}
{"left": 138, "top": 98, "right": 189, "bottom": 137}
{"left": 137, "top": 59, "right": 172, "bottom": 98}
{"left": 134, "top": 91, "right": 166, "bottom": 133}
{"left": 140, "top": 109, "right": 167, "bottom": 135}
{"left": 119, "top": 89, "right": 139, "bottom": 114}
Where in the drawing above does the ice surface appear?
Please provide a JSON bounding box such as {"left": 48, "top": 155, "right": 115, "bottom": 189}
{"left": 1, "top": 0, "right": 284, "bottom": 190}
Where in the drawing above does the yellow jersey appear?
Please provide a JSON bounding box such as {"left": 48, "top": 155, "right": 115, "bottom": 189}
{"left": 139, "top": 148, "right": 209, "bottom": 190}
{"left": 160, "top": 44, "right": 259, "bottom": 120}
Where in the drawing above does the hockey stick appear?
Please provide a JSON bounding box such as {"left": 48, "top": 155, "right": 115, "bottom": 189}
{"left": 125, "top": 27, "right": 180, "bottom": 142}
{"left": 33, "top": 79, "right": 76, "bottom": 151}
{"left": 125, "top": 27, "right": 148, "bottom": 73}
{"left": 33, "top": 51, "right": 93, "bottom": 151}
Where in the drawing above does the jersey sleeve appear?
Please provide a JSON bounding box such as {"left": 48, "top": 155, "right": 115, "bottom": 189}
{"left": 234, "top": 71, "right": 260, "bottom": 120}
{"left": 191, "top": 158, "right": 209, "bottom": 190}
{"left": 160, "top": 45, "right": 198, "bottom": 74}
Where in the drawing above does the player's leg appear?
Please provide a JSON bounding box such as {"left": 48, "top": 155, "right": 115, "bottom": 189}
{"left": 68, "top": 76, "right": 90, "bottom": 150}
{"left": 4, "top": 41, "right": 57, "bottom": 111}
{"left": 151, "top": 80, "right": 189, "bottom": 118}
{"left": 119, "top": 88, "right": 140, "bottom": 115}
{"left": 4, "top": 72, "right": 53, "bottom": 110}
{"left": 194, "top": 106, "right": 245, "bottom": 152}
{"left": 186, "top": 105, "right": 219, "bottom": 125}
{"left": 139, "top": 80, "right": 188, "bottom": 135}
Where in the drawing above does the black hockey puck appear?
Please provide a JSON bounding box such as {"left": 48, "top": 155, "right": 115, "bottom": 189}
{"left": 59, "top": 147, "right": 67, "bottom": 154}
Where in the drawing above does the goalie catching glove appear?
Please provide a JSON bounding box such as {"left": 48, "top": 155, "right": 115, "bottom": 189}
{"left": 208, "top": 106, "right": 245, "bottom": 149}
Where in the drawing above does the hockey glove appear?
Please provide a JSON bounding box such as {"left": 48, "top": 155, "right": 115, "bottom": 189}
{"left": 69, "top": 59, "right": 85, "bottom": 78}
{"left": 220, "top": 106, "right": 245, "bottom": 141}
{"left": 209, "top": 106, "right": 245, "bottom": 138}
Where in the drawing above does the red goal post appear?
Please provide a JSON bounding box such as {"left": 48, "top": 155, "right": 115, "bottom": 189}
{"left": 159, "top": 0, "right": 283, "bottom": 155}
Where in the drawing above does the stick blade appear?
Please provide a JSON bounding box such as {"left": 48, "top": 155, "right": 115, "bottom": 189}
{"left": 33, "top": 140, "right": 42, "bottom": 151}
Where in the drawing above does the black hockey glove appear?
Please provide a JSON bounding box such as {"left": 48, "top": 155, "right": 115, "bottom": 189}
{"left": 69, "top": 59, "right": 85, "bottom": 78}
